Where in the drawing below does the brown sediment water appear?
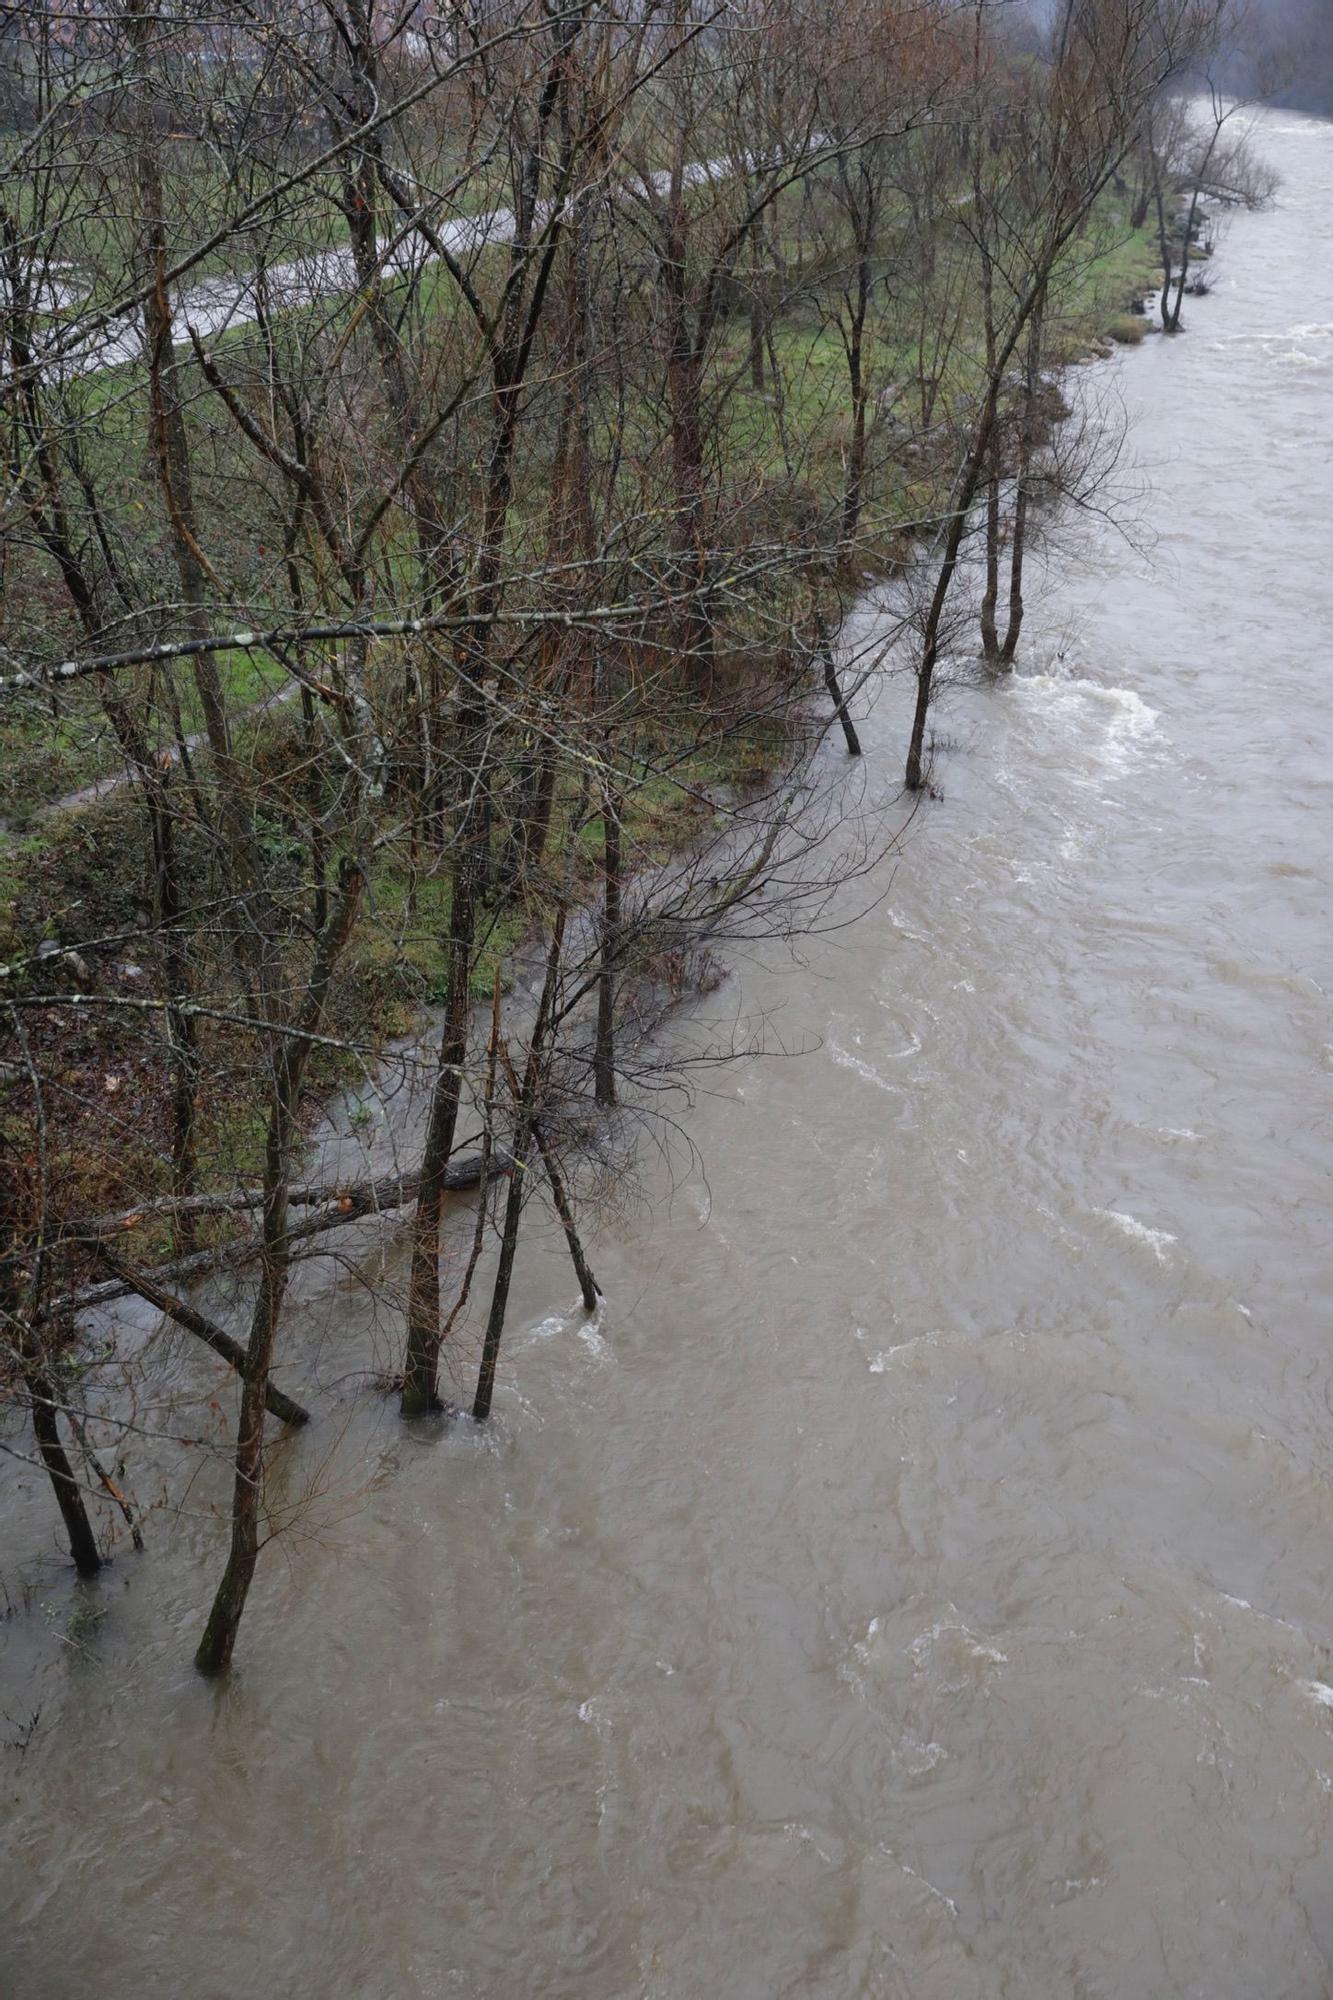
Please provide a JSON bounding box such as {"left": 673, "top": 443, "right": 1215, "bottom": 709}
{"left": 5, "top": 105, "right": 1333, "bottom": 2000}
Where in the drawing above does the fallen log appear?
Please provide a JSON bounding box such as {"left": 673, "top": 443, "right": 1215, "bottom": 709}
{"left": 56, "top": 1148, "right": 510, "bottom": 1245}
{"left": 92, "top": 1246, "right": 312, "bottom": 1427}
{"left": 39, "top": 1151, "right": 513, "bottom": 1322}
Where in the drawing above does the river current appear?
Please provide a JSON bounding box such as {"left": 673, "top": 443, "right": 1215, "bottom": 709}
{"left": 5, "top": 106, "right": 1333, "bottom": 2000}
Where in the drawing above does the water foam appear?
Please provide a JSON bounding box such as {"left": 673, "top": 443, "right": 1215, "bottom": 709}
{"left": 908, "top": 1618, "right": 1009, "bottom": 1672}
{"left": 1095, "top": 1209, "right": 1177, "bottom": 1264}
{"left": 829, "top": 1037, "right": 899, "bottom": 1095}
{"left": 523, "top": 1307, "right": 612, "bottom": 1361}
{"left": 1016, "top": 673, "right": 1163, "bottom": 781}
{"left": 869, "top": 1332, "right": 942, "bottom": 1370}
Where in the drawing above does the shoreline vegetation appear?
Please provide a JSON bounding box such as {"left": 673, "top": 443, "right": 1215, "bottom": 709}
{"left": 0, "top": 0, "right": 1260, "bottom": 1673}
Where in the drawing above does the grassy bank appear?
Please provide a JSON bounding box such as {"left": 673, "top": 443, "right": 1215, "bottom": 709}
{"left": 0, "top": 180, "right": 1160, "bottom": 1253}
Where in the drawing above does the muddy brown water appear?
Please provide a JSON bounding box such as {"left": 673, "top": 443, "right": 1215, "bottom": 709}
{"left": 5, "top": 106, "right": 1333, "bottom": 2000}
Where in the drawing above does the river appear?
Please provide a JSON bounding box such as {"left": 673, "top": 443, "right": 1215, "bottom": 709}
{"left": 5, "top": 105, "right": 1333, "bottom": 2000}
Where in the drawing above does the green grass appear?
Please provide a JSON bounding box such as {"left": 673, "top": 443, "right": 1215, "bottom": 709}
{"left": 7, "top": 128, "right": 503, "bottom": 296}
{"left": 0, "top": 645, "right": 291, "bottom": 832}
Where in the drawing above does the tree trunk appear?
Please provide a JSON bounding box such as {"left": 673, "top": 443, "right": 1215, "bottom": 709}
{"left": 192, "top": 1156, "right": 285, "bottom": 1676}
{"left": 975, "top": 164, "right": 1001, "bottom": 666}
{"left": 401, "top": 811, "right": 481, "bottom": 1416}
{"left": 471, "top": 1114, "right": 533, "bottom": 1424}
{"left": 905, "top": 377, "right": 1006, "bottom": 792}
{"left": 155, "top": 802, "right": 199, "bottom": 1251}
{"left": 842, "top": 252, "right": 871, "bottom": 543}
{"left": 821, "top": 632, "right": 861, "bottom": 756}
{"left": 1151, "top": 166, "right": 1179, "bottom": 334}
{"left": 980, "top": 454, "right": 1001, "bottom": 662}
{"left": 26, "top": 1363, "right": 102, "bottom": 1577}
{"left": 195, "top": 861, "right": 366, "bottom": 1673}
{"left": 128, "top": 2, "right": 270, "bottom": 980}
{"left": 668, "top": 343, "right": 710, "bottom": 678}
{"left": 474, "top": 908, "right": 567, "bottom": 1419}
{"left": 748, "top": 217, "right": 766, "bottom": 392}
{"left": 904, "top": 157, "right": 1088, "bottom": 789}
{"left": 660, "top": 173, "right": 712, "bottom": 680}
{"left": 593, "top": 786, "right": 622, "bottom": 1106}
{"left": 1000, "top": 292, "right": 1044, "bottom": 666}
{"left": 401, "top": 18, "right": 576, "bottom": 1411}
{"left": 532, "top": 1120, "right": 600, "bottom": 1313}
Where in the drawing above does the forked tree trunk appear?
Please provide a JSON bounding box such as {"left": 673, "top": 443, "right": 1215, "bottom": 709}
{"left": 401, "top": 17, "right": 575, "bottom": 1412}
{"left": 472, "top": 912, "right": 567, "bottom": 1421}
{"left": 905, "top": 373, "right": 1005, "bottom": 792}
{"left": 1151, "top": 169, "right": 1179, "bottom": 334}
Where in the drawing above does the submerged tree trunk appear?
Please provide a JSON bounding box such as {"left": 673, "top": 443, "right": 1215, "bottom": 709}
{"left": 20, "top": 1344, "right": 100, "bottom": 1576}
{"left": 975, "top": 161, "right": 1001, "bottom": 667}
{"left": 473, "top": 908, "right": 567, "bottom": 1421}
{"left": 471, "top": 1114, "right": 533, "bottom": 1425}
{"left": 905, "top": 123, "right": 1114, "bottom": 789}
{"left": 532, "top": 1121, "right": 600, "bottom": 1314}
{"left": 593, "top": 786, "right": 622, "bottom": 1106}
{"left": 905, "top": 361, "right": 1009, "bottom": 792}
{"left": 2, "top": 1143, "right": 102, "bottom": 1576}
{"left": 1000, "top": 291, "right": 1045, "bottom": 666}
{"left": 195, "top": 861, "right": 366, "bottom": 1674}
{"left": 401, "top": 791, "right": 483, "bottom": 1417}
{"left": 192, "top": 1142, "right": 288, "bottom": 1676}
{"left": 979, "top": 452, "right": 1002, "bottom": 663}
{"left": 1166, "top": 178, "right": 1206, "bottom": 334}
{"left": 820, "top": 631, "right": 861, "bottom": 756}
{"left": 1151, "top": 157, "right": 1180, "bottom": 335}
{"left": 402, "top": 14, "right": 579, "bottom": 1411}
{"left": 27, "top": 1363, "right": 102, "bottom": 1578}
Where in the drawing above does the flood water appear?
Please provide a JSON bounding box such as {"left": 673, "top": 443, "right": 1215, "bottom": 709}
{"left": 6, "top": 107, "right": 1333, "bottom": 2000}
